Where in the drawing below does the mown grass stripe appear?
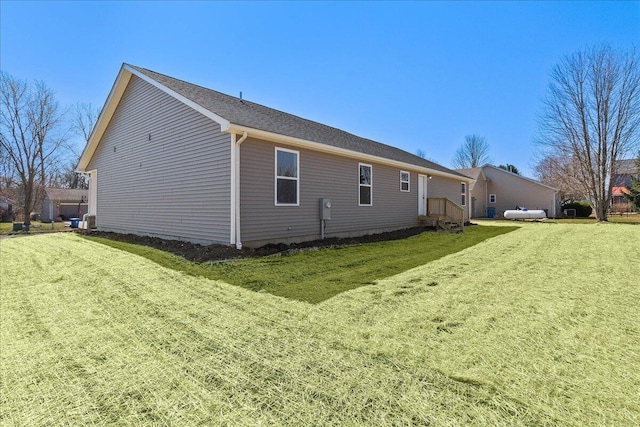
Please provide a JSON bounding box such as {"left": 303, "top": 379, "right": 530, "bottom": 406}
{"left": 85, "top": 225, "right": 516, "bottom": 304}
{"left": 1, "top": 223, "right": 638, "bottom": 426}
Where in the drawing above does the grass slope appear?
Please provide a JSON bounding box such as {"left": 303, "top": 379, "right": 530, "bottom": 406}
{"left": 1, "top": 223, "right": 639, "bottom": 426}
{"left": 87, "top": 225, "right": 515, "bottom": 304}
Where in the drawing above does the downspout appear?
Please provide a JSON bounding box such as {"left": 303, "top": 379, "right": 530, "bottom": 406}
{"left": 234, "top": 131, "right": 248, "bottom": 249}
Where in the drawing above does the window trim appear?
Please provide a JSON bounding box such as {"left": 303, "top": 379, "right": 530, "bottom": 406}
{"left": 489, "top": 193, "right": 496, "bottom": 204}
{"left": 461, "top": 182, "right": 467, "bottom": 206}
{"left": 274, "top": 147, "right": 300, "bottom": 206}
{"left": 358, "top": 163, "right": 373, "bottom": 206}
{"left": 400, "top": 170, "right": 410, "bottom": 192}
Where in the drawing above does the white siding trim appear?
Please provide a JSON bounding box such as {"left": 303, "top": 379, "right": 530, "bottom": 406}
{"left": 77, "top": 70, "right": 132, "bottom": 171}
{"left": 78, "top": 64, "right": 232, "bottom": 172}
{"left": 230, "top": 134, "right": 237, "bottom": 245}
{"left": 88, "top": 169, "right": 97, "bottom": 216}
{"left": 124, "top": 65, "right": 231, "bottom": 131}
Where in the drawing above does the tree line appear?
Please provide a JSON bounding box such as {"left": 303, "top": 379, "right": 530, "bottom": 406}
{"left": 0, "top": 72, "right": 98, "bottom": 224}
{"left": 3, "top": 45, "right": 639, "bottom": 224}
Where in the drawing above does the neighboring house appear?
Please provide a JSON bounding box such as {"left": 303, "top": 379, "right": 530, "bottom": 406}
{"left": 612, "top": 159, "right": 639, "bottom": 188}
{"left": 41, "top": 188, "right": 88, "bottom": 222}
{"left": 0, "top": 196, "right": 14, "bottom": 222}
{"left": 611, "top": 158, "right": 639, "bottom": 210}
{"left": 0, "top": 196, "right": 13, "bottom": 212}
{"left": 76, "top": 64, "right": 472, "bottom": 247}
{"left": 457, "top": 165, "right": 559, "bottom": 219}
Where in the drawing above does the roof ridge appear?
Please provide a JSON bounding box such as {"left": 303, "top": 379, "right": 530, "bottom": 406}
{"left": 130, "top": 65, "right": 401, "bottom": 149}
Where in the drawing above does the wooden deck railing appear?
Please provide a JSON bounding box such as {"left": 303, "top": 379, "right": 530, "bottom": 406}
{"left": 426, "top": 198, "right": 464, "bottom": 229}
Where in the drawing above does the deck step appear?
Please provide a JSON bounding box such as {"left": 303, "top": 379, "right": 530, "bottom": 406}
{"left": 419, "top": 215, "right": 463, "bottom": 233}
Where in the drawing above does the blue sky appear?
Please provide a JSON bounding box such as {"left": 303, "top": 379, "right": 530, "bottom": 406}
{"left": 1, "top": 1, "right": 638, "bottom": 177}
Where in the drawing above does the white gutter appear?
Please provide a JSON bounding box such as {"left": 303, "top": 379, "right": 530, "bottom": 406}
{"left": 232, "top": 131, "right": 248, "bottom": 249}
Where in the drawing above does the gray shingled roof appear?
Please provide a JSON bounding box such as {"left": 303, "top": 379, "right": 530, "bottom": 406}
{"left": 128, "top": 65, "right": 466, "bottom": 178}
{"left": 456, "top": 167, "right": 483, "bottom": 180}
{"left": 615, "top": 159, "right": 638, "bottom": 175}
{"left": 45, "top": 188, "right": 88, "bottom": 202}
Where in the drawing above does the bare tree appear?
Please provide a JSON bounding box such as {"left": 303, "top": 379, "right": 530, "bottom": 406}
{"left": 71, "top": 102, "right": 99, "bottom": 143}
{"left": 537, "top": 45, "right": 640, "bottom": 221}
{"left": 64, "top": 102, "right": 99, "bottom": 189}
{"left": 534, "top": 154, "right": 585, "bottom": 203}
{"left": 451, "top": 134, "right": 491, "bottom": 169}
{"left": 0, "top": 72, "right": 65, "bottom": 224}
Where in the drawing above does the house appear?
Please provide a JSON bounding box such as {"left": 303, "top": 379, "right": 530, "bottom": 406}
{"left": 41, "top": 188, "right": 88, "bottom": 222}
{"left": 0, "top": 196, "right": 14, "bottom": 222}
{"left": 76, "top": 64, "right": 472, "bottom": 248}
{"left": 611, "top": 158, "right": 639, "bottom": 211}
{"left": 457, "top": 165, "right": 559, "bottom": 219}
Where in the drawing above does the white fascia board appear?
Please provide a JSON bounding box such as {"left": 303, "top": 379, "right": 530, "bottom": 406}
{"left": 77, "top": 66, "right": 132, "bottom": 172}
{"left": 124, "top": 64, "right": 231, "bottom": 131}
{"left": 227, "top": 124, "right": 473, "bottom": 183}
{"left": 76, "top": 64, "right": 232, "bottom": 172}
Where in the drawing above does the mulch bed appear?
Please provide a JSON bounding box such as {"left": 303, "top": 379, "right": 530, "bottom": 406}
{"left": 86, "top": 226, "right": 436, "bottom": 263}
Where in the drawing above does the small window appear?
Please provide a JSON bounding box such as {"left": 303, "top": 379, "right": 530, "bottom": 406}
{"left": 400, "top": 171, "right": 410, "bottom": 192}
{"left": 489, "top": 194, "right": 496, "bottom": 203}
{"left": 461, "top": 182, "right": 467, "bottom": 206}
{"left": 359, "top": 163, "right": 372, "bottom": 206}
{"left": 275, "top": 148, "right": 299, "bottom": 205}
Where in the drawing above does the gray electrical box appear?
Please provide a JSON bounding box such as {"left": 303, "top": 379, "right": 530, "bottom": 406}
{"left": 320, "top": 198, "right": 331, "bottom": 220}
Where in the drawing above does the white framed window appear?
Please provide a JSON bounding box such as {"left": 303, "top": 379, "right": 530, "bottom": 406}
{"left": 359, "top": 163, "right": 372, "bottom": 206}
{"left": 461, "top": 182, "right": 467, "bottom": 206}
{"left": 489, "top": 194, "right": 496, "bottom": 203}
{"left": 275, "top": 147, "right": 299, "bottom": 206}
{"left": 400, "top": 171, "right": 410, "bottom": 192}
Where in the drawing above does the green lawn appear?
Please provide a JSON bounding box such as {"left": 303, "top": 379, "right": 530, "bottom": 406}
{"left": 87, "top": 225, "right": 516, "bottom": 303}
{"left": 1, "top": 223, "right": 639, "bottom": 426}
{"left": 0, "top": 221, "right": 69, "bottom": 235}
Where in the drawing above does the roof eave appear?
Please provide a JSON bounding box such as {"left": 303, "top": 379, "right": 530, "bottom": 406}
{"left": 77, "top": 64, "right": 132, "bottom": 172}
{"left": 482, "top": 164, "right": 559, "bottom": 191}
{"left": 227, "top": 124, "right": 473, "bottom": 182}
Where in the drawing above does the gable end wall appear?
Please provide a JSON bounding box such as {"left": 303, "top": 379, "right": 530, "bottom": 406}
{"left": 483, "top": 168, "right": 556, "bottom": 217}
{"left": 87, "top": 75, "right": 232, "bottom": 244}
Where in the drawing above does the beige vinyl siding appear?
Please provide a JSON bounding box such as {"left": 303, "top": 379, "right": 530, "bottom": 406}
{"left": 240, "top": 138, "right": 418, "bottom": 246}
{"left": 427, "top": 176, "right": 471, "bottom": 221}
{"left": 471, "top": 179, "right": 488, "bottom": 218}
{"left": 87, "top": 75, "right": 232, "bottom": 245}
{"left": 483, "top": 167, "right": 556, "bottom": 218}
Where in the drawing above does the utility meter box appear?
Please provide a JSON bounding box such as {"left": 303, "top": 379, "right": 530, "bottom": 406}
{"left": 320, "top": 198, "right": 331, "bottom": 220}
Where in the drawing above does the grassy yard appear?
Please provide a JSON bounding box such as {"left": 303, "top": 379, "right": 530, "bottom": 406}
{"left": 88, "top": 225, "right": 516, "bottom": 304}
{"left": 1, "top": 223, "right": 639, "bottom": 426}
{"left": 0, "top": 221, "right": 69, "bottom": 235}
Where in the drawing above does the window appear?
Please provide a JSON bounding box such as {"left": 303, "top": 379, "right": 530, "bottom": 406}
{"left": 400, "top": 171, "right": 410, "bottom": 192}
{"left": 359, "top": 163, "right": 372, "bottom": 206}
{"left": 489, "top": 194, "right": 496, "bottom": 203}
{"left": 461, "top": 182, "right": 467, "bottom": 206}
{"left": 275, "top": 148, "right": 299, "bottom": 205}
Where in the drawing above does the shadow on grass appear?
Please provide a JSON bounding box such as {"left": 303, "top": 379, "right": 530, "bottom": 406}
{"left": 86, "top": 225, "right": 518, "bottom": 304}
